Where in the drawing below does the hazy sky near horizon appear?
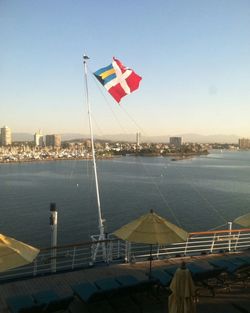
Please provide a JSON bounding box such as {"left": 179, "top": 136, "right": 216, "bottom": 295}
{"left": 1, "top": 0, "right": 250, "bottom": 137}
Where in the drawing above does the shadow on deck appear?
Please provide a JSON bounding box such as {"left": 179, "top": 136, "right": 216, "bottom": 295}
{"left": 0, "top": 252, "right": 250, "bottom": 313}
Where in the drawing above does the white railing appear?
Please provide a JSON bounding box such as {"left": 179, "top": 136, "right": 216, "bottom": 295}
{"left": 1, "top": 228, "right": 250, "bottom": 282}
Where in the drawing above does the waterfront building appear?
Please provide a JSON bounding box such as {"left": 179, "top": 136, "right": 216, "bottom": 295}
{"left": 239, "top": 138, "right": 250, "bottom": 149}
{"left": 1, "top": 126, "right": 12, "bottom": 146}
{"left": 169, "top": 136, "right": 183, "bottom": 148}
{"left": 85, "top": 140, "right": 91, "bottom": 149}
{"left": 45, "top": 134, "right": 61, "bottom": 147}
{"left": 34, "top": 131, "right": 44, "bottom": 146}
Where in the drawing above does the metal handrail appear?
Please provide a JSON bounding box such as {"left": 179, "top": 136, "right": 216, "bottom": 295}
{"left": 1, "top": 228, "right": 250, "bottom": 282}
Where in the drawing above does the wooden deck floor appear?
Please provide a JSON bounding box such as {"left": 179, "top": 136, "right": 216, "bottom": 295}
{"left": 1, "top": 252, "right": 250, "bottom": 313}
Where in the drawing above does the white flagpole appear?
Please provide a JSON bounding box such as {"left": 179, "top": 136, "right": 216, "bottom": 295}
{"left": 83, "top": 55, "right": 105, "bottom": 247}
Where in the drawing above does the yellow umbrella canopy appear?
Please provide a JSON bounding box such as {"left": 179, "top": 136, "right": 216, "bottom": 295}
{"left": 114, "top": 210, "right": 188, "bottom": 245}
{"left": 114, "top": 210, "right": 188, "bottom": 277}
{"left": 0, "top": 234, "right": 40, "bottom": 272}
{"left": 234, "top": 212, "right": 250, "bottom": 228}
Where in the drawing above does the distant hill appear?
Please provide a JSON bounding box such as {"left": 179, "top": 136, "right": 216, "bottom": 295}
{"left": 12, "top": 132, "right": 239, "bottom": 144}
{"left": 12, "top": 133, "right": 87, "bottom": 142}
{"left": 13, "top": 133, "right": 34, "bottom": 141}
{"left": 61, "top": 133, "right": 87, "bottom": 141}
{"left": 178, "top": 133, "right": 239, "bottom": 144}
{"left": 94, "top": 133, "right": 239, "bottom": 143}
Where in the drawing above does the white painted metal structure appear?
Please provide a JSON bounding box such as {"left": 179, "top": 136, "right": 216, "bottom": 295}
{"left": 1, "top": 227, "right": 250, "bottom": 282}
{"left": 83, "top": 55, "right": 106, "bottom": 262}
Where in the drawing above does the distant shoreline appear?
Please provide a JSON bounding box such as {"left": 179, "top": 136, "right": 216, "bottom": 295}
{"left": 0, "top": 152, "right": 209, "bottom": 164}
{"left": 0, "top": 156, "right": 113, "bottom": 164}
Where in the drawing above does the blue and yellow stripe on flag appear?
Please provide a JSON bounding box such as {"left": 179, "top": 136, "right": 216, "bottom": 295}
{"left": 94, "top": 63, "right": 116, "bottom": 86}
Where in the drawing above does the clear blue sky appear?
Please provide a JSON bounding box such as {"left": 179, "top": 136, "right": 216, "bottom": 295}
{"left": 1, "top": 0, "right": 250, "bottom": 137}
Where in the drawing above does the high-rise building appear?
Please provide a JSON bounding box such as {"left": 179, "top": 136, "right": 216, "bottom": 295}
{"left": 45, "top": 134, "right": 61, "bottom": 147}
{"left": 34, "top": 131, "right": 44, "bottom": 146}
{"left": 136, "top": 132, "right": 141, "bottom": 146}
{"left": 239, "top": 138, "right": 250, "bottom": 149}
{"left": 1, "top": 126, "right": 12, "bottom": 146}
{"left": 169, "top": 136, "right": 183, "bottom": 148}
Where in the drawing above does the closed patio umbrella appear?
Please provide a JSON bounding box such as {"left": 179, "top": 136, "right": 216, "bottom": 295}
{"left": 169, "top": 261, "right": 196, "bottom": 313}
{"left": 0, "top": 234, "right": 40, "bottom": 272}
{"left": 113, "top": 210, "right": 188, "bottom": 275}
{"left": 234, "top": 212, "right": 250, "bottom": 228}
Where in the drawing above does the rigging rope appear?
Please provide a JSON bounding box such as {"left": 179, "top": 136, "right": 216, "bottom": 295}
{"left": 87, "top": 63, "right": 227, "bottom": 230}
{"left": 88, "top": 66, "right": 183, "bottom": 224}
{"left": 170, "top": 162, "right": 228, "bottom": 225}
{"left": 83, "top": 63, "right": 238, "bottom": 233}
{"left": 137, "top": 157, "right": 183, "bottom": 227}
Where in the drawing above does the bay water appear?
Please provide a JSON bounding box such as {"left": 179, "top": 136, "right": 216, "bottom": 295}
{"left": 1, "top": 150, "right": 250, "bottom": 248}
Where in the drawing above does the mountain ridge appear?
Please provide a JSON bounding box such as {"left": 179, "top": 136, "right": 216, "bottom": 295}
{"left": 12, "top": 132, "right": 240, "bottom": 143}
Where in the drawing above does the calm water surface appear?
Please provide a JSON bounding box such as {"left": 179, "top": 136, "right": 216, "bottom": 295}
{"left": 0, "top": 150, "right": 250, "bottom": 248}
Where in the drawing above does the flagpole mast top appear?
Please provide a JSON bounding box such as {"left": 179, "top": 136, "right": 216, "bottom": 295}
{"left": 83, "top": 54, "right": 90, "bottom": 62}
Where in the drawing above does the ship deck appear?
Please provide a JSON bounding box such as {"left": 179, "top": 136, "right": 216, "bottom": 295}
{"left": 0, "top": 252, "right": 250, "bottom": 313}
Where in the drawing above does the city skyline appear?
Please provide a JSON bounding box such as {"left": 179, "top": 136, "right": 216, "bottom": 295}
{"left": 4, "top": 128, "right": 245, "bottom": 144}
{"left": 1, "top": 1, "right": 250, "bottom": 137}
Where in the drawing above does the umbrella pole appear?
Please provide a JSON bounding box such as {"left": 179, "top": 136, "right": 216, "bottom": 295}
{"left": 149, "top": 244, "right": 152, "bottom": 279}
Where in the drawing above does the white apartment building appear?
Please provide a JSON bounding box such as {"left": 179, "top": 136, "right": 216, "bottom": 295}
{"left": 136, "top": 132, "right": 141, "bottom": 146}
{"left": 1, "top": 126, "right": 12, "bottom": 146}
{"left": 34, "top": 131, "right": 44, "bottom": 146}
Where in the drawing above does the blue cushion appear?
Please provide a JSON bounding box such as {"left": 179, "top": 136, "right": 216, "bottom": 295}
{"left": 227, "top": 257, "right": 248, "bottom": 268}
{"left": 115, "top": 275, "right": 139, "bottom": 287}
{"left": 94, "top": 277, "right": 120, "bottom": 292}
{"left": 43, "top": 295, "right": 73, "bottom": 313}
{"left": 72, "top": 282, "right": 100, "bottom": 302}
{"left": 186, "top": 263, "right": 208, "bottom": 274}
{"left": 6, "top": 295, "right": 35, "bottom": 313}
{"left": 164, "top": 264, "right": 179, "bottom": 276}
{"left": 33, "top": 289, "right": 59, "bottom": 305}
{"left": 151, "top": 269, "right": 172, "bottom": 286}
{"left": 209, "top": 259, "right": 238, "bottom": 273}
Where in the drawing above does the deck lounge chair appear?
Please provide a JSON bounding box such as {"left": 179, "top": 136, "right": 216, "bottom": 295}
{"left": 115, "top": 274, "right": 153, "bottom": 293}
{"left": 238, "top": 255, "right": 250, "bottom": 265}
{"left": 72, "top": 281, "right": 102, "bottom": 303}
{"left": 225, "top": 256, "right": 250, "bottom": 268}
{"left": 103, "top": 275, "right": 142, "bottom": 313}
{"left": 184, "top": 262, "right": 226, "bottom": 296}
{"left": 207, "top": 257, "right": 250, "bottom": 291}
{"left": 150, "top": 269, "right": 172, "bottom": 287}
{"left": 209, "top": 259, "right": 240, "bottom": 274}
{"left": 72, "top": 281, "right": 115, "bottom": 313}
{"left": 94, "top": 277, "right": 121, "bottom": 294}
{"left": 197, "top": 302, "right": 241, "bottom": 313}
{"left": 115, "top": 274, "right": 139, "bottom": 287}
{"left": 19, "top": 306, "right": 44, "bottom": 313}
{"left": 222, "top": 256, "right": 250, "bottom": 286}
{"left": 43, "top": 296, "right": 73, "bottom": 313}
{"left": 164, "top": 264, "right": 179, "bottom": 276}
{"left": 33, "top": 290, "right": 73, "bottom": 313}
{"left": 32, "top": 290, "right": 59, "bottom": 305}
{"left": 186, "top": 261, "right": 225, "bottom": 281}
{"left": 116, "top": 274, "right": 161, "bottom": 312}
{"left": 6, "top": 295, "right": 44, "bottom": 313}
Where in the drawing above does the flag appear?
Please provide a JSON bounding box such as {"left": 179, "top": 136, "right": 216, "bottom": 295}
{"left": 94, "top": 57, "right": 142, "bottom": 103}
